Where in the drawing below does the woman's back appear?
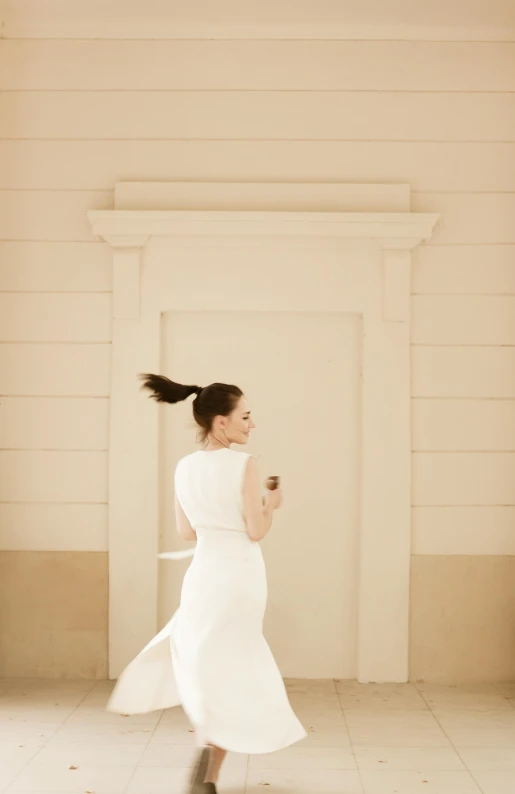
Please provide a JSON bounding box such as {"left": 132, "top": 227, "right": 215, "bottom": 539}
{"left": 175, "top": 448, "right": 250, "bottom": 533}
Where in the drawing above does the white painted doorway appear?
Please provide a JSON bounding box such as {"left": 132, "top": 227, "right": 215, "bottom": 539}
{"left": 88, "top": 181, "right": 439, "bottom": 681}
{"left": 159, "top": 310, "right": 362, "bottom": 679}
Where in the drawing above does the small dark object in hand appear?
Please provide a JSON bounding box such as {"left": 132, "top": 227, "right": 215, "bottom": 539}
{"left": 265, "top": 476, "right": 280, "bottom": 491}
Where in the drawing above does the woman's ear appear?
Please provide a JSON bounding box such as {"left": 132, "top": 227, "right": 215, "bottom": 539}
{"left": 212, "top": 414, "right": 224, "bottom": 432}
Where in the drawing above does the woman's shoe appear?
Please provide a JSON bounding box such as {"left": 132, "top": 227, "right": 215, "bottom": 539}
{"left": 188, "top": 746, "right": 210, "bottom": 794}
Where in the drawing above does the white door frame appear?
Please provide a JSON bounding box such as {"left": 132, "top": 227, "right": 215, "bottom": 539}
{"left": 88, "top": 183, "right": 439, "bottom": 682}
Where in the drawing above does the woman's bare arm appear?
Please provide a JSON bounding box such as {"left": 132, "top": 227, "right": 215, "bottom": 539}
{"left": 243, "top": 457, "right": 281, "bottom": 542}
{"left": 174, "top": 494, "right": 197, "bottom": 542}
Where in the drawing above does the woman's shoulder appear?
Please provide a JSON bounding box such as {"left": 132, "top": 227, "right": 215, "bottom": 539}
{"left": 174, "top": 451, "right": 199, "bottom": 474}
{"left": 229, "top": 448, "right": 253, "bottom": 459}
{"left": 227, "top": 449, "right": 255, "bottom": 469}
{"left": 176, "top": 448, "right": 252, "bottom": 469}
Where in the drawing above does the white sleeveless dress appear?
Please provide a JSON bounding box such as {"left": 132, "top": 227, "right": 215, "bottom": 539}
{"left": 108, "top": 448, "right": 306, "bottom": 754}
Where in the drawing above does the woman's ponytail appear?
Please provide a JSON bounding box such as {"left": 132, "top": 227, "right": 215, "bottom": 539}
{"left": 139, "top": 374, "right": 243, "bottom": 442}
{"left": 139, "top": 374, "right": 202, "bottom": 404}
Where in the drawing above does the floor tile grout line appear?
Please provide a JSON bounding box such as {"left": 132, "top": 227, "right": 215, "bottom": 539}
{"left": 4, "top": 681, "right": 515, "bottom": 792}
{"left": 120, "top": 701, "right": 164, "bottom": 794}
{"left": 495, "top": 680, "right": 515, "bottom": 710}
{"left": 2, "top": 681, "right": 96, "bottom": 794}
{"left": 463, "top": 769, "right": 488, "bottom": 794}
{"left": 416, "top": 687, "right": 485, "bottom": 793}
{"left": 467, "top": 765, "right": 505, "bottom": 794}
{"left": 337, "top": 686, "right": 366, "bottom": 794}
{"left": 335, "top": 682, "right": 494, "bottom": 786}
{"left": 243, "top": 747, "right": 250, "bottom": 794}
{"left": 36, "top": 680, "right": 97, "bottom": 746}
{"left": 6, "top": 681, "right": 156, "bottom": 790}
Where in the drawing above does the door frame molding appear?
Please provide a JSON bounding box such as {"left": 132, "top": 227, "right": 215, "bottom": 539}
{"left": 88, "top": 183, "right": 439, "bottom": 681}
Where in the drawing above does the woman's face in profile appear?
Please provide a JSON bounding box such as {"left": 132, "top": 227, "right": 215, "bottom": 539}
{"left": 218, "top": 396, "right": 255, "bottom": 445}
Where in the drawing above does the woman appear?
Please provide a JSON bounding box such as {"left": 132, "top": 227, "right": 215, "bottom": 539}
{"left": 108, "top": 375, "right": 306, "bottom": 794}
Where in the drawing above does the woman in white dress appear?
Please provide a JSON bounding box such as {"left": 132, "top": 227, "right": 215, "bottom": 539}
{"left": 108, "top": 375, "right": 306, "bottom": 793}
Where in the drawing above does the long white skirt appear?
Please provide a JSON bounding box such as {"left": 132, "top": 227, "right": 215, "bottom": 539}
{"left": 108, "top": 529, "right": 306, "bottom": 754}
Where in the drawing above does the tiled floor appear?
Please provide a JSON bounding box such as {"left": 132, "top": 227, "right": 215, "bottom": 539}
{"left": 1, "top": 678, "right": 515, "bottom": 793}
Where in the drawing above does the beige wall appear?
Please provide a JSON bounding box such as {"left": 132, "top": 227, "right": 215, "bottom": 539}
{"left": 0, "top": 551, "right": 108, "bottom": 679}
{"left": 411, "top": 556, "right": 515, "bottom": 685}
{"left": 0, "top": 1, "right": 514, "bottom": 681}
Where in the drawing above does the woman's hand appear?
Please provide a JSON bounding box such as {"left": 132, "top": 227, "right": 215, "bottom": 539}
{"left": 244, "top": 459, "right": 281, "bottom": 541}
{"left": 264, "top": 487, "right": 283, "bottom": 511}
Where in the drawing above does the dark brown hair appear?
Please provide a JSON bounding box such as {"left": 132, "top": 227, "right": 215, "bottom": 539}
{"left": 139, "top": 374, "right": 243, "bottom": 442}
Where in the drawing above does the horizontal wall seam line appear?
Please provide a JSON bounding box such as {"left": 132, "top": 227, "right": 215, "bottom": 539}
{"left": 2, "top": 87, "right": 515, "bottom": 94}
{"left": 411, "top": 293, "right": 515, "bottom": 297}
{"left": 413, "top": 503, "right": 515, "bottom": 507}
{"left": 0, "top": 341, "right": 111, "bottom": 345}
{"left": 7, "top": 345, "right": 515, "bottom": 350}
{"left": 0, "top": 395, "right": 109, "bottom": 398}
{"left": 0, "top": 241, "right": 513, "bottom": 248}
{"left": 411, "top": 450, "right": 515, "bottom": 454}
{"left": 411, "top": 552, "right": 515, "bottom": 556}
{"left": 412, "top": 397, "right": 515, "bottom": 400}
{"left": 2, "top": 88, "right": 515, "bottom": 94}
{"left": 0, "top": 239, "right": 106, "bottom": 243}
{"left": 0, "top": 501, "right": 108, "bottom": 505}
{"left": 0, "top": 548, "right": 108, "bottom": 552}
{"left": 3, "top": 138, "right": 515, "bottom": 144}
{"left": 1, "top": 239, "right": 514, "bottom": 246}
{"left": 420, "top": 243, "right": 515, "bottom": 248}
{"left": 23, "top": 290, "right": 515, "bottom": 296}
{"left": 0, "top": 188, "right": 112, "bottom": 193}
{"left": 411, "top": 397, "right": 515, "bottom": 401}
{"left": 0, "top": 290, "right": 112, "bottom": 294}
{"left": 1, "top": 448, "right": 109, "bottom": 452}
{"left": 412, "top": 505, "right": 515, "bottom": 509}
{"left": 4, "top": 37, "right": 515, "bottom": 43}
{"left": 2, "top": 188, "right": 515, "bottom": 196}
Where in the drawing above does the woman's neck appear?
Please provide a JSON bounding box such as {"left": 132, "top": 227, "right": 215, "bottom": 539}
{"left": 204, "top": 435, "right": 231, "bottom": 451}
